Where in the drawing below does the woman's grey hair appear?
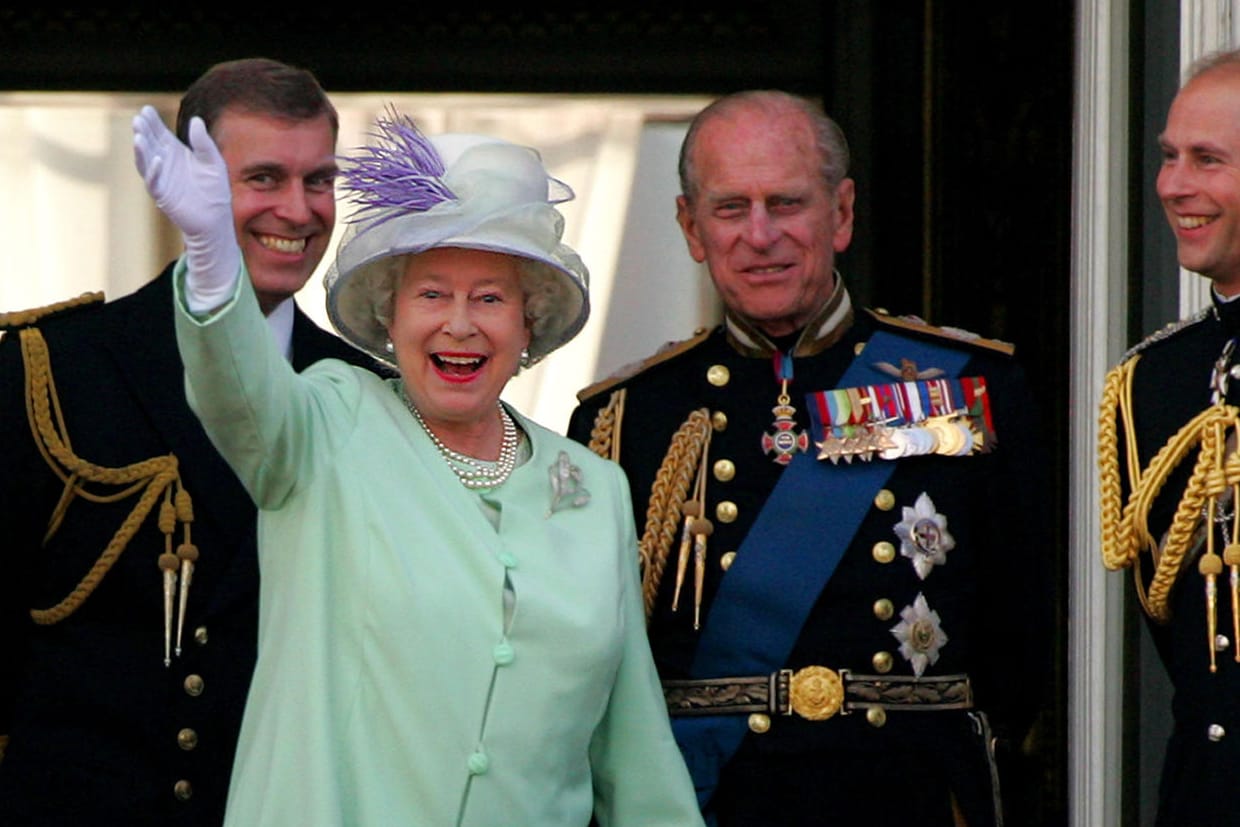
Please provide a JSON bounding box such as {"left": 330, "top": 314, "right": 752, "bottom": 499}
{"left": 677, "top": 90, "right": 850, "bottom": 203}
{"left": 368, "top": 252, "right": 569, "bottom": 369}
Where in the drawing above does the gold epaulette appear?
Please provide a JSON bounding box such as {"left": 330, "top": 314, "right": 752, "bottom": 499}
{"left": 0, "top": 292, "right": 105, "bottom": 331}
{"left": 576, "top": 327, "right": 713, "bottom": 403}
{"left": 866, "top": 308, "right": 1015, "bottom": 356}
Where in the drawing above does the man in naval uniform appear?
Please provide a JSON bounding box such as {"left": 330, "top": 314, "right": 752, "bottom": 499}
{"left": 568, "top": 90, "right": 1052, "bottom": 826}
{"left": 1100, "top": 48, "right": 1240, "bottom": 827}
{"left": 0, "top": 58, "right": 389, "bottom": 826}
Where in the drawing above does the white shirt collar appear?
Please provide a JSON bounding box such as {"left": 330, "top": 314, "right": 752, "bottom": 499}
{"left": 265, "top": 298, "right": 295, "bottom": 360}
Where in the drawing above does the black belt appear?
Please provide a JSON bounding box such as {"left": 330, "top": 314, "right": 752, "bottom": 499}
{"left": 663, "top": 667, "right": 973, "bottom": 721}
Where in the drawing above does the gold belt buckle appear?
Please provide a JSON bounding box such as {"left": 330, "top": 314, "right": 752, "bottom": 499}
{"left": 783, "top": 665, "right": 845, "bottom": 720}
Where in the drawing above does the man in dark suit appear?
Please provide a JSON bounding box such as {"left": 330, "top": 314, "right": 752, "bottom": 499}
{"left": 1100, "top": 47, "right": 1240, "bottom": 827}
{"left": 0, "top": 58, "right": 387, "bottom": 826}
{"left": 568, "top": 90, "right": 1052, "bottom": 826}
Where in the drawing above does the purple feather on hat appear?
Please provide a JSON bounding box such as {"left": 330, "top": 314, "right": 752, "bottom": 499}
{"left": 338, "top": 106, "right": 455, "bottom": 225}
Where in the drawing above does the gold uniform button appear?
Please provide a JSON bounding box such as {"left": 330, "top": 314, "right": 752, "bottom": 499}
{"left": 854, "top": 341, "right": 867, "bottom": 356}
{"left": 872, "top": 651, "right": 894, "bottom": 673}
{"left": 873, "top": 489, "right": 896, "bottom": 511}
{"left": 873, "top": 598, "right": 894, "bottom": 621}
{"left": 866, "top": 708, "right": 888, "bottom": 728}
{"left": 748, "top": 713, "right": 771, "bottom": 734}
{"left": 193, "top": 626, "right": 209, "bottom": 646}
{"left": 872, "top": 541, "right": 896, "bottom": 564}
{"left": 174, "top": 780, "right": 193, "bottom": 801}
{"left": 713, "top": 459, "right": 736, "bottom": 482}
{"left": 183, "top": 674, "right": 205, "bottom": 697}
{"left": 711, "top": 411, "right": 728, "bottom": 431}
{"left": 707, "top": 365, "right": 730, "bottom": 387}
{"left": 716, "top": 501, "right": 739, "bottom": 523}
{"left": 177, "top": 728, "right": 199, "bottom": 751}
{"left": 720, "top": 551, "right": 737, "bottom": 570}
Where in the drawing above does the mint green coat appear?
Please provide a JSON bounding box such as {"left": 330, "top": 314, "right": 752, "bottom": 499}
{"left": 174, "top": 267, "right": 703, "bottom": 827}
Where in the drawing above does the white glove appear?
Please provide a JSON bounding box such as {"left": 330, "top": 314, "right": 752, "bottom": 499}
{"left": 133, "top": 105, "right": 241, "bottom": 313}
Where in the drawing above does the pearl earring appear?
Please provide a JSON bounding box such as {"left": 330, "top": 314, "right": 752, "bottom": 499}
{"left": 384, "top": 339, "right": 395, "bottom": 354}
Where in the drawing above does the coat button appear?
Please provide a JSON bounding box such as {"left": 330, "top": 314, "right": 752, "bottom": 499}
{"left": 872, "top": 541, "right": 896, "bottom": 564}
{"left": 874, "top": 489, "right": 896, "bottom": 511}
{"left": 748, "top": 714, "right": 771, "bottom": 734}
{"left": 866, "top": 708, "right": 887, "bottom": 728}
{"left": 193, "top": 626, "right": 209, "bottom": 646}
{"left": 183, "top": 674, "right": 205, "bottom": 697}
{"left": 173, "top": 780, "right": 193, "bottom": 801}
{"left": 498, "top": 552, "right": 518, "bottom": 569}
{"left": 492, "top": 641, "right": 515, "bottom": 665}
{"left": 712, "top": 411, "right": 728, "bottom": 431}
{"left": 467, "top": 751, "right": 490, "bottom": 775}
{"left": 707, "top": 365, "right": 730, "bottom": 387}
{"left": 177, "top": 728, "right": 199, "bottom": 751}
{"left": 872, "top": 651, "right": 894, "bottom": 673}
{"left": 873, "top": 599, "right": 894, "bottom": 621}
{"left": 713, "top": 459, "right": 736, "bottom": 482}
{"left": 716, "top": 501, "right": 738, "bottom": 523}
{"left": 1208, "top": 724, "right": 1226, "bottom": 742}
{"left": 720, "top": 551, "right": 736, "bottom": 571}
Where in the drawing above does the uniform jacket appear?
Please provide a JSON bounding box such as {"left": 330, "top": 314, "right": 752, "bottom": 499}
{"left": 0, "top": 265, "right": 386, "bottom": 827}
{"left": 1103, "top": 294, "right": 1240, "bottom": 827}
{"left": 175, "top": 266, "right": 703, "bottom": 827}
{"left": 567, "top": 284, "right": 1052, "bottom": 827}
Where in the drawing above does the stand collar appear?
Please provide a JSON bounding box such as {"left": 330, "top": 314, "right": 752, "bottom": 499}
{"left": 723, "top": 271, "right": 854, "bottom": 358}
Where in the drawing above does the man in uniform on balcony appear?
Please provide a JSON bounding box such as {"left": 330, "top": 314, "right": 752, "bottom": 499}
{"left": 569, "top": 89, "right": 1052, "bottom": 826}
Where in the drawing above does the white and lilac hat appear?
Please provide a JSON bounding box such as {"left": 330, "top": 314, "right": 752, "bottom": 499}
{"left": 324, "top": 110, "right": 589, "bottom": 367}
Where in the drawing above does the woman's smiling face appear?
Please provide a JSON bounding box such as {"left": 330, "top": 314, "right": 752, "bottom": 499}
{"left": 388, "top": 246, "right": 530, "bottom": 435}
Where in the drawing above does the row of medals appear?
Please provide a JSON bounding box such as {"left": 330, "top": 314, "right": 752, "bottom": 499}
{"left": 814, "top": 411, "right": 986, "bottom": 464}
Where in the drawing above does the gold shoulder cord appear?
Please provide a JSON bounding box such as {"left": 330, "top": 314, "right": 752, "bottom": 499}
{"left": 586, "top": 389, "right": 713, "bottom": 620}
{"left": 586, "top": 387, "right": 626, "bottom": 463}
{"left": 16, "top": 325, "right": 197, "bottom": 666}
{"left": 1099, "top": 356, "right": 1240, "bottom": 671}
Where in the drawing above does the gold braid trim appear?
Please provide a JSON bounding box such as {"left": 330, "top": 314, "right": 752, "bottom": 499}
{"left": 19, "top": 327, "right": 195, "bottom": 625}
{"left": 637, "top": 410, "right": 712, "bottom": 619}
{"left": 586, "top": 388, "right": 626, "bottom": 462}
{"left": 583, "top": 390, "right": 714, "bottom": 618}
{"left": 1099, "top": 355, "right": 1240, "bottom": 621}
{"left": 0, "top": 291, "right": 104, "bottom": 330}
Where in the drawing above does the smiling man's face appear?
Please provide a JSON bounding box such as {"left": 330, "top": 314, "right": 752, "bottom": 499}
{"left": 211, "top": 107, "right": 338, "bottom": 314}
{"left": 1157, "top": 65, "right": 1240, "bottom": 295}
{"left": 675, "top": 101, "right": 854, "bottom": 337}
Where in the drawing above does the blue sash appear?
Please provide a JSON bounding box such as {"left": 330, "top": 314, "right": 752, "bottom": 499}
{"left": 672, "top": 329, "right": 972, "bottom": 815}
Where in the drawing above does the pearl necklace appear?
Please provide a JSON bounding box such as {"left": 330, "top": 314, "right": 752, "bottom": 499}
{"left": 399, "top": 385, "right": 519, "bottom": 489}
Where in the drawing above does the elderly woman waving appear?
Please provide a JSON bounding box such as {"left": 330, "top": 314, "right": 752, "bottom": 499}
{"left": 133, "top": 105, "right": 702, "bottom": 827}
